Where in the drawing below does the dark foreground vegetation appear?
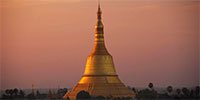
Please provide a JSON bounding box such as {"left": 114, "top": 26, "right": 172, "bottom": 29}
{"left": 1, "top": 83, "right": 199, "bottom": 100}
{"left": 133, "top": 83, "right": 199, "bottom": 100}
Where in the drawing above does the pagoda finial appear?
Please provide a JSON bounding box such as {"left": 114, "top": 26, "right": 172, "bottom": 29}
{"left": 97, "top": 1, "right": 102, "bottom": 20}
{"left": 98, "top": 0, "right": 100, "bottom": 6}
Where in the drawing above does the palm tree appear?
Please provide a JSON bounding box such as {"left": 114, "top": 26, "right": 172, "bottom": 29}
{"left": 176, "top": 89, "right": 181, "bottom": 95}
{"left": 182, "top": 87, "right": 190, "bottom": 98}
{"left": 8, "top": 89, "right": 14, "bottom": 97}
{"left": 167, "top": 86, "right": 173, "bottom": 93}
{"left": 13, "top": 88, "right": 19, "bottom": 96}
{"left": 166, "top": 86, "right": 173, "bottom": 98}
{"left": 148, "top": 83, "right": 154, "bottom": 90}
{"left": 5, "top": 89, "right": 10, "bottom": 95}
{"left": 19, "top": 90, "right": 25, "bottom": 98}
{"left": 195, "top": 86, "right": 199, "bottom": 98}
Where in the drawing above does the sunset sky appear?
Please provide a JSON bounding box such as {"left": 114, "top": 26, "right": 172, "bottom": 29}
{"left": 0, "top": 0, "right": 199, "bottom": 89}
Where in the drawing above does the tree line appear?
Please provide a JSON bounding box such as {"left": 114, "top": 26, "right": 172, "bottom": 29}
{"left": 0, "top": 83, "right": 199, "bottom": 100}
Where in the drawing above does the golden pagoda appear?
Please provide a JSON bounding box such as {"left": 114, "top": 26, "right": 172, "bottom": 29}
{"left": 63, "top": 4, "right": 135, "bottom": 100}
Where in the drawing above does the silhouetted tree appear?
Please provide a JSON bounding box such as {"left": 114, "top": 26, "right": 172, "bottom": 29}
{"left": 50, "top": 88, "right": 68, "bottom": 99}
{"left": 195, "top": 86, "right": 200, "bottom": 98}
{"left": 173, "top": 88, "right": 181, "bottom": 99}
{"left": 10, "top": 89, "right": 15, "bottom": 97}
{"left": 132, "top": 87, "right": 136, "bottom": 93}
{"left": 182, "top": 87, "right": 190, "bottom": 98}
{"left": 137, "top": 89, "right": 157, "bottom": 99}
{"left": 19, "top": 90, "right": 25, "bottom": 98}
{"left": 13, "top": 88, "right": 19, "bottom": 96}
{"left": 5, "top": 89, "right": 10, "bottom": 96}
{"left": 76, "top": 90, "right": 91, "bottom": 100}
{"left": 148, "top": 83, "right": 153, "bottom": 90}
{"left": 176, "top": 88, "right": 181, "bottom": 95}
{"left": 167, "top": 86, "right": 173, "bottom": 93}
{"left": 190, "top": 90, "right": 194, "bottom": 98}
{"left": 57, "top": 88, "right": 68, "bottom": 98}
{"left": 35, "top": 90, "right": 41, "bottom": 99}
{"left": 136, "top": 83, "right": 158, "bottom": 99}
{"left": 165, "top": 86, "right": 173, "bottom": 98}
{"left": 5, "top": 89, "right": 14, "bottom": 98}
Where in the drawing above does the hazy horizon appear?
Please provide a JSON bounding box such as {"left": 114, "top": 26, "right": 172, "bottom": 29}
{"left": 0, "top": 0, "right": 199, "bottom": 89}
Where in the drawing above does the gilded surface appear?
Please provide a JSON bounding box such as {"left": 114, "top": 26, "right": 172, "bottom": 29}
{"left": 63, "top": 4, "right": 135, "bottom": 100}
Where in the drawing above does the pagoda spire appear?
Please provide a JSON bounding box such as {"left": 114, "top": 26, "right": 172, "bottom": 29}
{"left": 97, "top": 2, "right": 102, "bottom": 20}
{"left": 92, "top": 2, "right": 109, "bottom": 55}
{"left": 95, "top": 2, "right": 103, "bottom": 32}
